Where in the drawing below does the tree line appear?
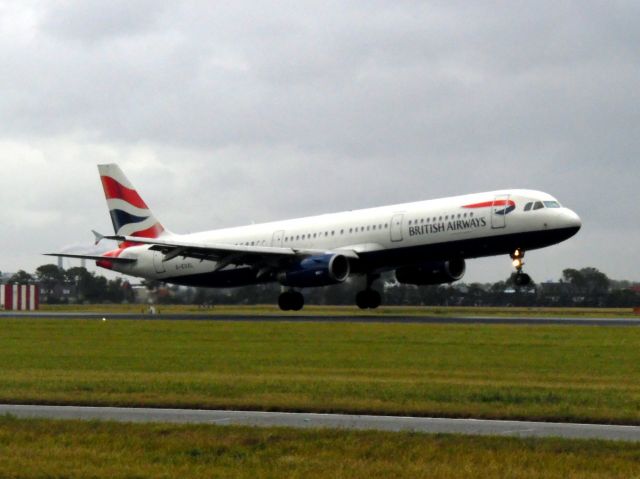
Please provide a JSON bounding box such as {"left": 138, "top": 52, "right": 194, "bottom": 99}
{"left": 3, "top": 264, "right": 639, "bottom": 307}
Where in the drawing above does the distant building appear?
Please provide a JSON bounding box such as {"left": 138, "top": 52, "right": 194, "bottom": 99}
{"left": 538, "top": 281, "right": 573, "bottom": 304}
{"left": 39, "top": 282, "right": 77, "bottom": 304}
{"left": 132, "top": 285, "right": 152, "bottom": 304}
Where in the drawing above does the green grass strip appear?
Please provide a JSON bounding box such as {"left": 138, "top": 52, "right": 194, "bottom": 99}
{"left": 1, "top": 319, "right": 639, "bottom": 424}
{"left": 0, "top": 417, "right": 639, "bottom": 478}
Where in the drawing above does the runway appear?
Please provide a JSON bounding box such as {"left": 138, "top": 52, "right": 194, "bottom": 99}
{"left": 1, "top": 404, "right": 639, "bottom": 442}
{"left": 1, "top": 311, "right": 639, "bottom": 326}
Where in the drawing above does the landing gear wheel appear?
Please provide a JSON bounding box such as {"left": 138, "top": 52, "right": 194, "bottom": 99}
{"left": 278, "top": 292, "right": 292, "bottom": 311}
{"left": 515, "top": 273, "right": 531, "bottom": 287}
{"left": 368, "top": 290, "right": 381, "bottom": 309}
{"left": 290, "top": 292, "right": 304, "bottom": 311}
{"left": 356, "top": 291, "right": 369, "bottom": 309}
{"left": 278, "top": 291, "right": 305, "bottom": 311}
{"left": 356, "top": 290, "right": 382, "bottom": 309}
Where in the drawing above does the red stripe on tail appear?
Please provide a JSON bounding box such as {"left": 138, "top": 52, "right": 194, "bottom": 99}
{"left": 101, "top": 176, "right": 148, "bottom": 209}
{"left": 121, "top": 223, "right": 165, "bottom": 248}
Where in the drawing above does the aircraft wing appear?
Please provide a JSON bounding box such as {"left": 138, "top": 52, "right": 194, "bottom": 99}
{"left": 44, "top": 253, "right": 136, "bottom": 263}
{"left": 104, "top": 234, "right": 359, "bottom": 270}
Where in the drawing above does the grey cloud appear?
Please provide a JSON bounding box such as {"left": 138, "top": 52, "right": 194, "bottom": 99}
{"left": 40, "top": 0, "right": 168, "bottom": 43}
{"left": 0, "top": 1, "right": 638, "bottom": 282}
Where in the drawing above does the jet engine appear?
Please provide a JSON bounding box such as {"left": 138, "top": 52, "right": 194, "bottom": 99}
{"left": 279, "top": 254, "right": 351, "bottom": 288}
{"left": 395, "top": 259, "right": 466, "bottom": 285}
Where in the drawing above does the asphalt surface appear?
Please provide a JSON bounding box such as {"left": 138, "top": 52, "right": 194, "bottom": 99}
{"left": 1, "top": 404, "right": 639, "bottom": 442}
{"left": 1, "top": 311, "right": 639, "bottom": 326}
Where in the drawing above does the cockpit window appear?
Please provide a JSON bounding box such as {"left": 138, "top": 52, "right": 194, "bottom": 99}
{"left": 544, "top": 201, "right": 561, "bottom": 208}
{"left": 524, "top": 202, "right": 533, "bottom": 211}
{"left": 533, "top": 201, "right": 544, "bottom": 210}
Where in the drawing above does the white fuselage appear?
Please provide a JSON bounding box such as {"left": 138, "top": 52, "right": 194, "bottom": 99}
{"left": 108, "top": 189, "right": 581, "bottom": 286}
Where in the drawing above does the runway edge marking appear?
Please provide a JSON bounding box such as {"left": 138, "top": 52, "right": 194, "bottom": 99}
{"left": 1, "top": 404, "right": 639, "bottom": 442}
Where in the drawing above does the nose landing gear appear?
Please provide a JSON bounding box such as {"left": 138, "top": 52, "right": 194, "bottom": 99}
{"left": 511, "top": 249, "right": 532, "bottom": 286}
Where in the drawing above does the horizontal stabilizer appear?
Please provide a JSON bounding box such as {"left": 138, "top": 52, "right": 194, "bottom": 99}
{"left": 92, "top": 230, "right": 105, "bottom": 245}
{"left": 43, "top": 253, "right": 136, "bottom": 264}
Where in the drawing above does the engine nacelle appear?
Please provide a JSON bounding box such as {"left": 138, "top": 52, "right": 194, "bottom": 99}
{"left": 279, "top": 254, "right": 351, "bottom": 288}
{"left": 395, "top": 259, "right": 466, "bottom": 285}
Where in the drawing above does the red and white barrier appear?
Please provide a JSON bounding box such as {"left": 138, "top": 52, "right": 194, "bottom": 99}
{"left": 0, "top": 284, "right": 39, "bottom": 311}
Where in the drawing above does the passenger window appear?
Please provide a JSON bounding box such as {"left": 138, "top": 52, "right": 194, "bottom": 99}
{"left": 524, "top": 202, "right": 532, "bottom": 211}
{"left": 533, "top": 202, "right": 544, "bottom": 210}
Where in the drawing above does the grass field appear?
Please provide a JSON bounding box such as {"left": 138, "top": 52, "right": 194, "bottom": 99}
{"left": 0, "top": 318, "right": 639, "bottom": 424}
{"left": 0, "top": 417, "right": 638, "bottom": 478}
{"left": 40, "top": 303, "right": 639, "bottom": 318}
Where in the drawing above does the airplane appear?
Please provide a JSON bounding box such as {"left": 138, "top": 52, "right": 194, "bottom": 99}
{"left": 47, "top": 164, "right": 581, "bottom": 310}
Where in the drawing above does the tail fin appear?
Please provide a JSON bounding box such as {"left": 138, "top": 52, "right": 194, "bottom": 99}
{"left": 98, "top": 164, "right": 169, "bottom": 240}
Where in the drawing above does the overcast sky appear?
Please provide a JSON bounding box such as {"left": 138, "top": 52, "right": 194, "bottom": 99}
{"left": 0, "top": 1, "right": 638, "bottom": 283}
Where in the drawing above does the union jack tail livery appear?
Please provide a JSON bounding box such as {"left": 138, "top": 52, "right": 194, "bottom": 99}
{"left": 98, "top": 164, "right": 168, "bottom": 242}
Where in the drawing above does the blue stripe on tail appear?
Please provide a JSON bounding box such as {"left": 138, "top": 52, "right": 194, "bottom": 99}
{"left": 109, "top": 209, "right": 149, "bottom": 232}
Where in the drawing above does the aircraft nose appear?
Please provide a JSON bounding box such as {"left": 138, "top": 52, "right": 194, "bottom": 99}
{"left": 564, "top": 208, "right": 582, "bottom": 231}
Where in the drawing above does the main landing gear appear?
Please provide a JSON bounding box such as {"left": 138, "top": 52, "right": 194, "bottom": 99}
{"left": 278, "top": 290, "right": 304, "bottom": 311}
{"left": 511, "top": 248, "right": 532, "bottom": 286}
{"left": 356, "top": 274, "right": 382, "bottom": 309}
